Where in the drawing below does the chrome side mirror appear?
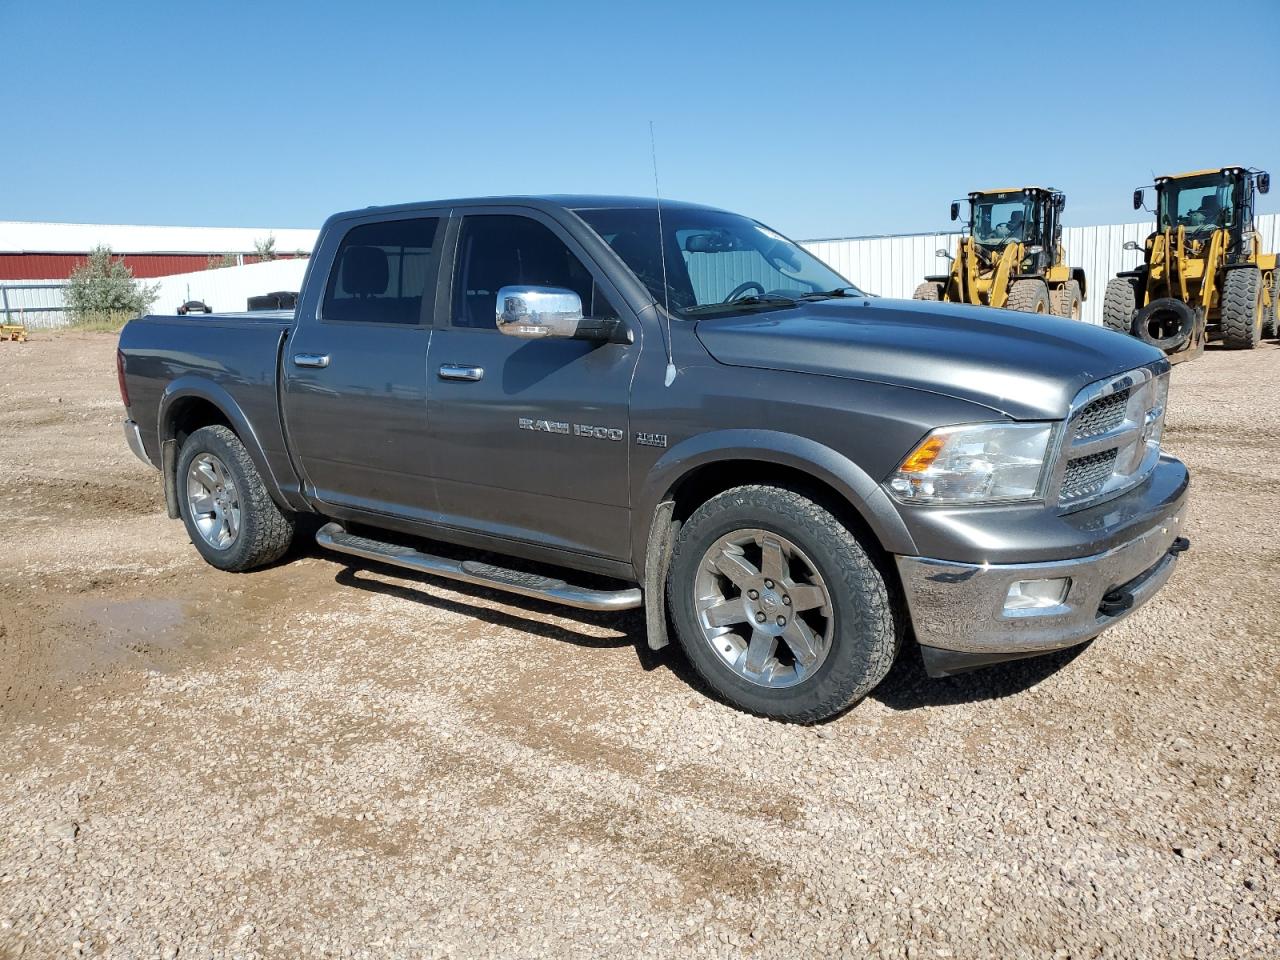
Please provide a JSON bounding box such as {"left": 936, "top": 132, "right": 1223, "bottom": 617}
{"left": 496, "top": 286, "right": 587, "bottom": 340}
{"left": 935, "top": 247, "right": 954, "bottom": 260}
{"left": 1123, "top": 240, "right": 1141, "bottom": 252}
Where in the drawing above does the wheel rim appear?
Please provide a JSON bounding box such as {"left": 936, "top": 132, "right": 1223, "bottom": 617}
{"left": 692, "top": 528, "right": 834, "bottom": 688}
{"left": 186, "top": 452, "right": 241, "bottom": 549}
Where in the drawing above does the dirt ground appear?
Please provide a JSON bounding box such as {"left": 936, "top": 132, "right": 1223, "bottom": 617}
{"left": 1, "top": 332, "right": 1277, "bottom": 959}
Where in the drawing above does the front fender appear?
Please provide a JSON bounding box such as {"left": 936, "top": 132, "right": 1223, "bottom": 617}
{"left": 631, "top": 428, "right": 917, "bottom": 575}
{"left": 157, "top": 377, "right": 295, "bottom": 511}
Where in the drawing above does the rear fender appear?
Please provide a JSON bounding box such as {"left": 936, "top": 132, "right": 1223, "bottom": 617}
{"left": 157, "top": 377, "right": 293, "bottom": 512}
{"left": 632, "top": 429, "right": 917, "bottom": 577}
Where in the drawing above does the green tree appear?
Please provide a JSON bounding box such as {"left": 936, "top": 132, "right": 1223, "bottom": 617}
{"left": 254, "top": 235, "right": 277, "bottom": 262}
{"left": 206, "top": 253, "right": 238, "bottom": 269}
{"left": 64, "top": 246, "right": 159, "bottom": 327}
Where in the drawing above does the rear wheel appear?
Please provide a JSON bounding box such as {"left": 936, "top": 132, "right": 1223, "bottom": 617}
{"left": 177, "top": 425, "right": 296, "bottom": 572}
{"left": 1264, "top": 270, "right": 1279, "bottom": 339}
{"left": 912, "top": 281, "right": 943, "bottom": 301}
{"left": 1220, "top": 268, "right": 1264, "bottom": 349}
{"left": 1006, "top": 279, "right": 1050, "bottom": 314}
{"left": 668, "top": 485, "right": 900, "bottom": 723}
{"left": 1102, "top": 277, "right": 1139, "bottom": 334}
{"left": 1051, "top": 279, "right": 1083, "bottom": 321}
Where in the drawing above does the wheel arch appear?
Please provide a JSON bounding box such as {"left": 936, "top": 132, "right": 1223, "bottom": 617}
{"left": 1071, "top": 267, "right": 1087, "bottom": 300}
{"left": 158, "top": 378, "right": 291, "bottom": 513}
{"left": 633, "top": 429, "right": 917, "bottom": 578}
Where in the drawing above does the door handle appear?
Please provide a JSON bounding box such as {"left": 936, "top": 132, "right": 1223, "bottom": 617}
{"left": 293, "top": 353, "right": 330, "bottom": 369}
{"left": 438, "top": 364, "right": 484, "bottom": 382}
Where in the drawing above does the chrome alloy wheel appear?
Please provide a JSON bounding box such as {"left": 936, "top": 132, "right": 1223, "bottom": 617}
{"left": 186, "top": 452, "right": 241, "bottom": 549}
{"left": 692, "top": 528, "right": 834, "bottom": 688}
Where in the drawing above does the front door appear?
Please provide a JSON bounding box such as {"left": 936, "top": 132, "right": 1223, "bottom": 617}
{"left": 425, "top": 210, "right": 640, "bottom": 560}
{"left": 283, "top": 214, "right": 444, "bottom": 518}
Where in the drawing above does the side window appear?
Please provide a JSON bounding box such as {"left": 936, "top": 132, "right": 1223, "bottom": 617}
{"left": 322, "top": 217, "right": 440, "bottom": 324}
{"left": 452, "top": 215, "right": 617, "bottom": 329}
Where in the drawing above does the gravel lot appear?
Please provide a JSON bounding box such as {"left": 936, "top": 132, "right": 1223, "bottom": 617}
{"left": 1, "top": 332, "right": 1277, "bottom": 959}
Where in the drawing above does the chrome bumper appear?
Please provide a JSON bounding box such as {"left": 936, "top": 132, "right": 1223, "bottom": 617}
{"left": 897, "top": 511, "right": 1186, "bottom": 656}
{"left": 123, "top": 419, "right": 154, "bottom": 468}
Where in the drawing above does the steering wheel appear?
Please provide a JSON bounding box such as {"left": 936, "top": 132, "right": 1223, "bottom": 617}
{"left": 724, "top": 281, "right": 765, "bottom": 303}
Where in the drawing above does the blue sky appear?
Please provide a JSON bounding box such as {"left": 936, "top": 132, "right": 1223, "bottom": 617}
{"left": 6, "top": 0, "right": 1278, "bottom": 239}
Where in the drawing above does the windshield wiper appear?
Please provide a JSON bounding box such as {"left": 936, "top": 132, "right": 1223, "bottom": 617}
{"left": 800, "top": 286, "right": 863, "bottom": 300}
{"left": 684, "top": 294, "right": 798, "bottom": 315}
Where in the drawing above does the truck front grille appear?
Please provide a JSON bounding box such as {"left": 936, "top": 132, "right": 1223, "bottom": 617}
{"left": 1053, "top": 365, "right": 1169, "bottom": 511}
{"left": 1061, "top": 449, "right": 1119, "bottom": 499}
{"left": 1073, "top": 389, "right": 1129, "bottom": 438}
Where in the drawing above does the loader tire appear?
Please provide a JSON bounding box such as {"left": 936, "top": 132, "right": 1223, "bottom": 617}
{"left": 1264, "top": 270, "right": 1279, "bottom": 339}
{"left": 912, "top": 281, "right": 942, "bottom": 301}
{"left": 1102, "top": 278, "right": 1138, "bottom": 335}
{"left": 1051, "top": 279, "right": 1084, "bottom": 321}
{"left": 1132, "top": 298, "right": 1196, "bottom": 353}
{"left": 1006, "top": 279, "right": 1050, "bottom": 314}
{"left": 1220, "top": 267, "right": 1264, "bottom": 349}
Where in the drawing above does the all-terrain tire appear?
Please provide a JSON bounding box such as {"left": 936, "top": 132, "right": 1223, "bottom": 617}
{"left": 1102, "top": 277, "right": 1139, "bottom": 334}
{"left": 1264, "top": 270, "right": 1279, "bottom": 339}
{"left": 176, "top": 425, "right": 296, "bottom": 572}
{"left": 912, "top": 281, "right": 943, "bottom": 301}
{"left": 1220, "top": 268, "right": 1264, "bottom": 349}
{"left": 1051, "top": 279, "right": 1083, "bottom": 321}
{"left": 667, "top": 485, "right": 901, "bottom": 723}
{"left": 1006, "top": 279, "right": 1050, "bottom": 314}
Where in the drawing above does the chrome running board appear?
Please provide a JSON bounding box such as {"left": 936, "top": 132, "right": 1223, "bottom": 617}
{"left": 315, "top": 522, "right": 643, "bottom": 612}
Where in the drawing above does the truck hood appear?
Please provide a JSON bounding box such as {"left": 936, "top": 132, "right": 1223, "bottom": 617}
{"left": 694, "top": 297, "right": 1164, "bottom": 420}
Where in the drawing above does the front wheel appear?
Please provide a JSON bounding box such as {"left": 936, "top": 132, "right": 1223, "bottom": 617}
{"left": 1220, "top": 267, "right": 1263, "bottom": 349}
{"left": 1264, "top": 270, "right": 1279, "bottom": 339}
{"left": 667, "top": 485, "right": 900, "bottom": 722}
{"left": 1102, "top": 277, "right": 1139, "bottom": 335}
{"left": 177, "top": 425, "right": 296, "bottom": 571}
{"left": 912, "top": 281, "right": 943, "bottom": 301}
{"left": 1006, "top": 279, "right": 1050, "bottom": 314}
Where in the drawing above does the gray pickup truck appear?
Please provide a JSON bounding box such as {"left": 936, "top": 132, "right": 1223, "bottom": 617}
{"left": 117, "top": 195, "right": 1190, "bottom": 721}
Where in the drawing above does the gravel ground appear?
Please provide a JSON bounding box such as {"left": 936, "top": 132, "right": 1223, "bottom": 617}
{"left": 1, "top": 332, "right": 1277, "bottom": 959}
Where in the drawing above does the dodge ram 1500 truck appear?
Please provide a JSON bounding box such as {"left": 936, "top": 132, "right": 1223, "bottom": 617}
{"left": 117, "top": 196, "right": 1190, "bottom": 722}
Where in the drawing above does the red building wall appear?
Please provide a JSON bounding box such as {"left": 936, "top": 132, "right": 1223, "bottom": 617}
{"left": 0, "top": 252, "right": 302, "bottom": 281}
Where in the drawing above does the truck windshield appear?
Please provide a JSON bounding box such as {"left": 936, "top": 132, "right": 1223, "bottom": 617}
{"left": 1157, "top": 174, "right": 1235, "bottom": 235}
{"left": 573, "top": 206, "right": 860, "bottom": 318}
{"left": 971, "top": 194, "right": 1032, "bottom": 246}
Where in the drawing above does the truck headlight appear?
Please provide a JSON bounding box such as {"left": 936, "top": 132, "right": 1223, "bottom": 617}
{"left": 888, "top": 422, "right": 1054, "bottom": 504}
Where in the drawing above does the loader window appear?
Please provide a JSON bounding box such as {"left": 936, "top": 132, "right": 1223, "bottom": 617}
{"left": 972, "top": 194, "right": 1032, "bottom": 246}
{"left": 1158, "top": 176, "right": 1235, "bottom": 235}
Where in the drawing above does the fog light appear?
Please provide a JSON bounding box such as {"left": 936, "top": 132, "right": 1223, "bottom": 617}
{"left": 1004, "top": 577, "right": 1070, "bottom": 611}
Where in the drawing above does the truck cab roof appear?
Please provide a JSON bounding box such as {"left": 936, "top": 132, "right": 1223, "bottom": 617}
{"left": 329, "top": 194, "right": 729, "bottom": 222}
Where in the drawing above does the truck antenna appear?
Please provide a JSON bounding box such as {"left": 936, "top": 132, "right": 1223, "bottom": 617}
{"left": 649, "top": 121, "right": 676, "bottom": 386}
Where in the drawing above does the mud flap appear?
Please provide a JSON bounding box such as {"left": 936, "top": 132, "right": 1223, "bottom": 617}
{"left": 643, "top": 500, "right": 679, "bottom": 651}
{"left": 161, "top": 439, "right": 179, "bottom": 519}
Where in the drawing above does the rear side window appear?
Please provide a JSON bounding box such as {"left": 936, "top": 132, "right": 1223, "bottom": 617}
{"left": 452, "top": 215, "right": 616, "bottom": 329}
{"left": 322, "top": 217, "right": 440, "bottom": 324}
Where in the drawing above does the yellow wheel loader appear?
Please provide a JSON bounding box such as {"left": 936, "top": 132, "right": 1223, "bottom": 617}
{"left": 913, "top": 187, "right": 1087, "bottom": 319}
{"left": 1103, "top": 167, "right": 1275, "bottom": 362}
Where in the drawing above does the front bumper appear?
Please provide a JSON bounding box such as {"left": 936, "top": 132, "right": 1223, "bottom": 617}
{"left": 123, "top": 418, "right": 154, "bottom": 468}
{"left": 897, "top": 494, "right": 1188, "bottom": 675}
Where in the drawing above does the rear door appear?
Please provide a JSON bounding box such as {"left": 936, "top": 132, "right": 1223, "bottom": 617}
{"left": 425, "top": 209, "right": 640, "bottom": 560}
{"left": 282, "top": 213, "right": 445, "bottom": 518}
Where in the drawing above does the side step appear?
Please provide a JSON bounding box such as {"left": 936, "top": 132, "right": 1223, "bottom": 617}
{"left": 315, "top": 522, "right": 643, "bottom": 612}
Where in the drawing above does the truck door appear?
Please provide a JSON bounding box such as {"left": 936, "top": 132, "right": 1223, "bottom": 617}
{"left": 282, "top": 214, "right": 444, "bottom": 518}
{"left": 425, "top": 210, "right": 640, "bottom": 561}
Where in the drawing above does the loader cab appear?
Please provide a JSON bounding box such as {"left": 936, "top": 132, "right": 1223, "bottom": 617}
{"left": 1148, "top": 167, "right": 1268, "bottom": 256}
{"left": 964, "top": 187, "right": 1065, "bottom": 271}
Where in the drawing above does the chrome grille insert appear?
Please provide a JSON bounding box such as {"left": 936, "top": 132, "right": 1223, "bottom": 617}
{"left": 1073, "top": 389, "right": 1129, "bottom": 438}
{"left": 1052, "top": 364, "right": 1169, "bottom": 511}
{"left": 1061, "top": 449, "right": 1118, "bottom": 499}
